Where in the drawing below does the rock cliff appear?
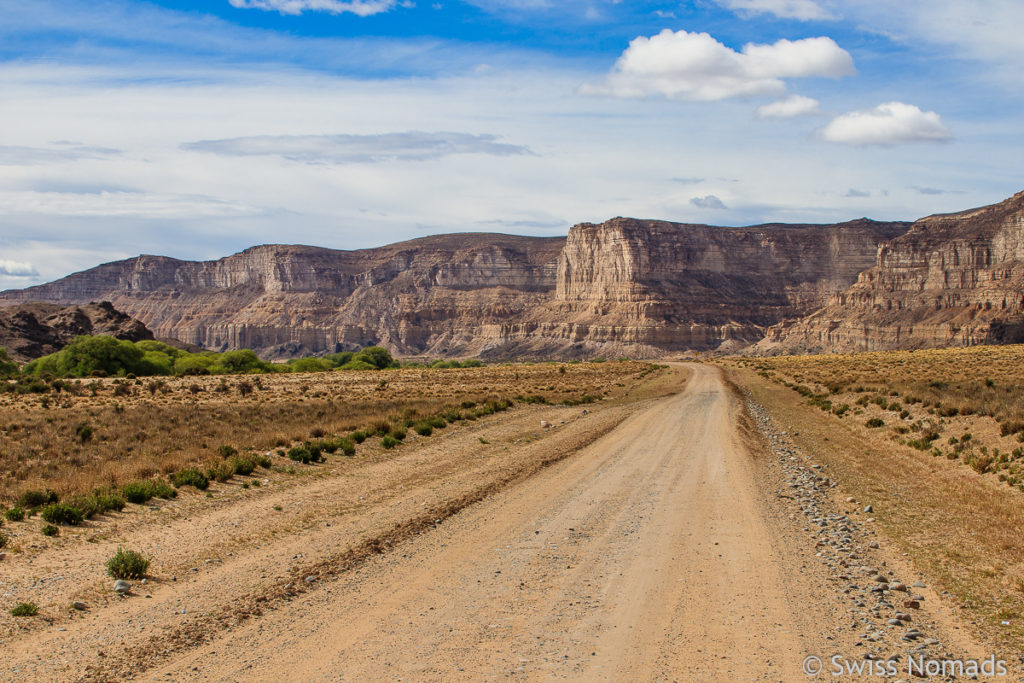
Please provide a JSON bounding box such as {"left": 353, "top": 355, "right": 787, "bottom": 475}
{"left": 513, "top": 217, "right": 908, "bottom": 357}
{"left": 0, "top": 216, "right": 911, "bottom": 359}
{"left": 0, "top": 301, "right": 153, "bottom": 362}
{"left": 755, "top": 191, "right": 1024, "bottom": 354}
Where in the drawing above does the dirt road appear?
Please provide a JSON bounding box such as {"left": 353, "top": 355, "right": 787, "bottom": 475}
{"left": 147, "top": 365, "right": 824, "bottom": 680}
{"left": 4, "top": 365, "right": 989, "bottom": 681}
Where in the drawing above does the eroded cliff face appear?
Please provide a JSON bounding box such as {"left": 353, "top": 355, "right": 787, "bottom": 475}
{"left": 0, "top": 236, "right": 565, "bottom": 359}
{"left": 0, "top": 216, "right": 912, "bottom": 359}
{"left": 510, "top": 217, "right": 909, "bottom": 356}
{"left": 755, "top": 191, "right": 1024, "bottom": 355}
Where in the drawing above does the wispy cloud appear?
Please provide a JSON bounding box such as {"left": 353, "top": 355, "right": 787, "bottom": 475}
{"left": 909, "top": 186, "right": 964, "bottom": 195}
{"left": 0, "top": 191, "right": 266, "bottom": 219}
{"left": 820, "top": 102, "right": 952, "bottom": 145}
{"left": 756, "top": 94, "right": 820, "bottom": 118}
{"left": 227, "top": 0, "right": 400, "bottom": 17}
{"left": 581, "top": 30, "right": 854, "bottom": 101}
{"left": 182, "top": 132, "right": 532, "bottom": 164}
{"left": 714, "top": 0, "right": 832, "bottom": 21}
{"left": 844, "top": 188, "right": 870, "bottom": 197}
{"left": 0, "top": 145, "right": 120, "bottom": 166}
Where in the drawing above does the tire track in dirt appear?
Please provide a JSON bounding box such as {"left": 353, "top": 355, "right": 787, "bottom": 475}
{"left": 144, "top": 365, "right": 824, "bottom": 681}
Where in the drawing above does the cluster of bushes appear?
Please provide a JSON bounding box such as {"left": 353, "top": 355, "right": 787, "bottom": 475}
{"left": 23, "top": 337, "right": 277, "bottom": 379}
{"left": 10, "top": 336, "right": 476, "bottom": 380}
{"left": 286, "top": 346, "right": 400, "bottom": 372}
{"left": 1, "top": 481, "right": 178, "bottom": 530}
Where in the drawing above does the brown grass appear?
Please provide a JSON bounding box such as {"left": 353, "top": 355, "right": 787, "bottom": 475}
{"left": 0, "top": 362, "right": 655, "bottom": 501}
{"left": 725, "top": 352, "right": 1024, "bottom": 652}
{"left": 732, "top": 345, "right": 1024, "bottom": 491}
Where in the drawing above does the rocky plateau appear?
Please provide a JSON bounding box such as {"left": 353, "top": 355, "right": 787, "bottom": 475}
{"left": 1, "top": 190, "right": 1022, "bottom": 359}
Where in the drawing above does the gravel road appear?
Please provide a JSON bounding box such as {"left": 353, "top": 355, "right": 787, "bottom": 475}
{"left": 3, "top": 365, "right": 992, "bottom": 681}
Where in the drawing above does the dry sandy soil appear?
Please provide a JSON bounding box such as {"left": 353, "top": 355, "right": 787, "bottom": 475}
{"left": 1, "top": 364, "right": 1008, "bottom": 681}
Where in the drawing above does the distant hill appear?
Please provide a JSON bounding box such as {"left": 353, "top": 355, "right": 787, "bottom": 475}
{"left": 0, "top": 301, "right": 153, "bottom": 363}
{"left": 0, "top": 217, "right": 911, "bottom": 359}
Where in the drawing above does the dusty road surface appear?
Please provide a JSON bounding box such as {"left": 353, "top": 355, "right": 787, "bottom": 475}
{"left": 149, "top": 364, "right": 818, "bottom": 681}
{"left": 4, "top": 365, "right": 990, "bottom": 681}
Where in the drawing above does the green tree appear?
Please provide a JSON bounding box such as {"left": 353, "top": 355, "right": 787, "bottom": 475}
{"left": 352, "top": 346, "right": 396, "bottom": 370}
{"left": 323, "top": 351, "right": 355, "bottom": 368}
{"left": 27, "top": 336, "right": 144, "bottom": 378}
{"left": 0, "top": 348, "right": 18, "bottom": 378}
{"left": 290, "top": 357, "right": 332, "bottom": 373}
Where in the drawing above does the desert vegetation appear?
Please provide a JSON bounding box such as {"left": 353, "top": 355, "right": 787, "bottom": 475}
{"left": 735, "top": 345, "right": 1024, "bottom": 488}
{"left": 19, "top": 335, "right": 441, "bottom": 379}
{"left": 0, "top": 356, "right": 652, "bottom": 506}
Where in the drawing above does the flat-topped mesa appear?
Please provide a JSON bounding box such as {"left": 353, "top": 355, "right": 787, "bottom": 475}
{"left": 0, "top": 213, "right": 919, "bottom": 359}
{"left": 756, "top": 190, "right": 1024, "bottom": 354}
{"left": 0, "top": 235, "right": 567, "bottom": 359}
{"left": 532, "top": 216, "right": 909, "bottom": 354}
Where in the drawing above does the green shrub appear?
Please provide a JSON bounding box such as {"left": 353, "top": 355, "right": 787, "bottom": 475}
{"left": 426, "top": 416, "right": 447, "bottom": 429}
{"left": 73, "top": 491, "right": 126, "bottom": 518}
{"left": 216, "top": 444, "right": 239, "bottom": 459}
{"left": 0, "top": 347, "right": 18, "bottom": 378}
{"left": 5, "top": 506, "right": 26, "bottom": 522}
{"left": 351, "top": 430, "right": 367, "bottom": 444}
{"left": 865, "top": 417, "right": 885, "bottom": 428}
{"left": 287, "top": 444, "right": 323, "bottom": 464}
{"left": 10, "top": 602, "right": 37, "bottom": 617}
{"left": 41, "top": 523, "right": 59, "bottom": 537}
{"left": 389, "top": 426, "right": 407, "bottom": 441}
{"left": 908, "top": 431, "right": 941, "bottom": 451}
{"left": 413, "top": 422, "right": 433, "bottom": 437}
{"left": 75, "top": 421, "right": 94, "bottom": 442}
{"left": 169, "top": 468, "right": 209, "bottom": 490}
{"left": 0, "top": 531, "right": 7, "bottom": 548}
{"left": 229, "top": 455, "right": 256, "bottom": 476}
{"left": 381, "top": 435, "right": 399, "bottom": 449}
{"left": 352, "top": 346, "right": 397, "bottom": 370}
{"left": 121, "top": 479, "right": 177, "bottom": 504}
{"left": 40, "top": 502, "right": 84, "bottom": 526}
{"left": 16, "top": 489, "right": 59, "bottom": 508}
{"left": 106, "top": 548, "right": 150, "bottom": 579}
{"left": 206, "top": 462, "right": 234, "bottom": 483}
{"left": 254, "top": 454, "right": 273, "bottom": 469}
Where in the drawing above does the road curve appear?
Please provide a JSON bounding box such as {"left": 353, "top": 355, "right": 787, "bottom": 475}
{"left": 150, "top": 364, "right": 816, "bottom": 681}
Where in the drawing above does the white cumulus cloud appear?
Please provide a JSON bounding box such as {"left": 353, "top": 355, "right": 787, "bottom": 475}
{"left": 715, "top": 0, "right": 832, "bottom": 21}
{"left": 756, "top": 94, "right": 820, "bottom": 118}
{"left": 580, "top": 30, "right": 854, "bottom": 101}
{"left": 820, "top": 102, "right": 952, "bottom": 145}
{"left": 227, "top": 0, "right": 397, "bottom": 16}
{"left": 0, "top": 259, "right": 39, "bottom": 277}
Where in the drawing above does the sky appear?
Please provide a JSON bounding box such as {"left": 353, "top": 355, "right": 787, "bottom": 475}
{"left": 0, "top": 0, "right": 1022, "bottom": 288}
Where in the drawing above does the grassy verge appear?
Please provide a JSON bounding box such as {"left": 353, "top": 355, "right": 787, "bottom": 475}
{"left": 727, "top": 363, "right": 1024, "bottom": 652}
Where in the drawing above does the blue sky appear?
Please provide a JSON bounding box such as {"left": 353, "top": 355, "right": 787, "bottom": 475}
{"left": 0, "top": 0, "right": 1022, "bottom": 287}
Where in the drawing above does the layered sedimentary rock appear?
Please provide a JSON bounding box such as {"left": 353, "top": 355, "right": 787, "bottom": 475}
{"left": 756, "top": 191, "right": 1024, "bottom": 354}
{"left": 0, "top": 217, "right": 910, "bottom": 359}
{"left": 508, "top": 217, "right": 909, "bottom": 357}
{"left": 0, "top": 236, "right": 565, "bottom": 359}
{"left": 0, "top": 301, "right": 153, "bottom": 362}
